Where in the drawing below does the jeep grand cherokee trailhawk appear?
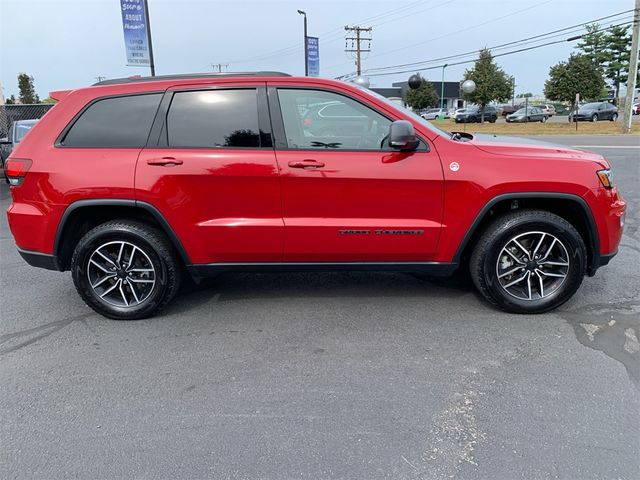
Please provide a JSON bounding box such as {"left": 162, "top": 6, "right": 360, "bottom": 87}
{"left": 5, "top": 72, "right": 626, "bottom": 319}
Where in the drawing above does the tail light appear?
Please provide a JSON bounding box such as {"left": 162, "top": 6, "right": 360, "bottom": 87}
{"left": 4, "top": 158, "right": 32, "bottom": 186}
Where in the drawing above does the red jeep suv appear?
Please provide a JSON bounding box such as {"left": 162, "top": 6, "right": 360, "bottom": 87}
{"left": 5, "top": 72, "right": 626, "bottom": 319}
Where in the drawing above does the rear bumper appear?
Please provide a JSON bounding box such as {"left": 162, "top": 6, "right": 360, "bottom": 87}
{"left": 17, "top": 248, "right": 61, "bottom": 271}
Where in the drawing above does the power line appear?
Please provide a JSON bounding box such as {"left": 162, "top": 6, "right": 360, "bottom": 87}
{"left": 360, "top": 21, "right": 635, "bottom": 79}
{"left": 359, "top": 16, "right": 634, "bottom": 76}
{"left": 222, "top": 0, "right": 441, "bottom": 65}
{"left": 333, "top": 10, "right": 635, "bottom": 79}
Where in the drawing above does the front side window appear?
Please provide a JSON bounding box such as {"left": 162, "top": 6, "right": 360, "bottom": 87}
{"left": 62, "top": 93, "right": 161, "bottom": 148}
{"left": 166, "top": 89, "right": 260, "bottom": 148}
{"left": 277, "top": 89, "right": 391, "bottom": 150}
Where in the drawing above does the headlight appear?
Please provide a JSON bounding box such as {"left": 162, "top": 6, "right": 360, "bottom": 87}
{"left": 597, "top": 169, "right": 614, "bottom": 189}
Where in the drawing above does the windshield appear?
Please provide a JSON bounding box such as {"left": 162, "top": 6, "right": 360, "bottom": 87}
{"left": 14, "top": 121, "right": 37, "bottom": 143}
{"left": 359, "top": 87, "right": 450, "bottom": 138}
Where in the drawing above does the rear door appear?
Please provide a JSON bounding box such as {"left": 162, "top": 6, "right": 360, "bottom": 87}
{"left": 136, "top": 83, "right": 283, "bottom": 265}
{"left": 268, "top": 85, "right": 444, "bottom": 262}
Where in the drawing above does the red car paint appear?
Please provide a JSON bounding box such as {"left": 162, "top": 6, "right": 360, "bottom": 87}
{"left": 5, "top": 74, "right": 625, "bottom": 276}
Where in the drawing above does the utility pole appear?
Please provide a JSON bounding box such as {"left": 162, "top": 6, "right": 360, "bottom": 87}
{"left": 344, "top": 25, "right": 372, "bottom": 76}
{"left": 622, "top": 0, "right": 640, "bottom": 134}
{"left": 210, "top": 63, "right": 229, "bottom": 73}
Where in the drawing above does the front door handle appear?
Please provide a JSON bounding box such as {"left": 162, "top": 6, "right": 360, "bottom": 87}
{"left": 288, "top": 159, "right": 325, "bottom": 169}
{"left": 147, "top": 157, "right": 183, "bottom": 166}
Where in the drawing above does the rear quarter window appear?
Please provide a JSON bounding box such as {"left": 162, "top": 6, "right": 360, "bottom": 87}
{"left": 61, "top": 93, "right": 162, "bottom": 148}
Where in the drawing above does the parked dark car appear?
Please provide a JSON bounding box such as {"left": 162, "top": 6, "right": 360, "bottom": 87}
{"left": 571, "top": 102, "right": 618, "bottom": 122}
{"left": 506, "top": 107, "right": 548, "bottom": 123}
{"left": 454, "top": 105, "right": 497, "bottom": 123}
{"left": 0, "top": 119, "right": 39, "bottom": 169}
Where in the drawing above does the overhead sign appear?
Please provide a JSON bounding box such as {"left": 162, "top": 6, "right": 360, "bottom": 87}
{"left": 120, "top": 0, "right": 151, "bottom": 67}
{"left": 306, "top": 36, "right": 319, "bottom": 77}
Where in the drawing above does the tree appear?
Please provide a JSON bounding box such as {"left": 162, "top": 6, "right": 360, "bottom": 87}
{"left": 404, "top": 75, "right": 439, "bottom": 110}
{"left": 18, "top": 73, "right": 39, "bottom": 104}
{"left": 544, "top": 54, "right": 605, "bottom": 111}
{"left": 462, "top": 49, "right": 514, "bottom": 121}
{"left": 5, "top": 94, "right": 16, "bottom": 104}
{"left": 603, "top": 25, "right": 632, "bottom": 102}
{"left": 576, "top": 24, "right": 608, "bottom": 72}
{"left": 41, "top": 97, "right": 57, "bottom": 104}
{"left": 516, "top": 92, "right": 533, "bottom": 98}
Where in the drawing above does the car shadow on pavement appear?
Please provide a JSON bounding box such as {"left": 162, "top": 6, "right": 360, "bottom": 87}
{"left": 169, "top": 270, "right": 479, "bottom": 310}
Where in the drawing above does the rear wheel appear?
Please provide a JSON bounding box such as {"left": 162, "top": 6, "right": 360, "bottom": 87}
{"left": 611, "top": 113, "right": 618, "bottom": 122}
{"left": 469, "top": 210, "right": 586, "bottom": 314}
{"left": 540, "top": 116, "right": 547, "bottom": 123}
{"left": 591, "top": 113, "right": 598, "bottom": 122}
{"left": 71, "top": 220, "right": 182, "bottom": 320}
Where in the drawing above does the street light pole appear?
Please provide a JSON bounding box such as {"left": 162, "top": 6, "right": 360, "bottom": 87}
{"left": 439, "top": 64, "right": 447, "bottom": 120}
{"left": 297, "top": 10, "right": 308, "bottom": 76}
{"left": 143, "top": 0, "right": 155, "bottom": 76}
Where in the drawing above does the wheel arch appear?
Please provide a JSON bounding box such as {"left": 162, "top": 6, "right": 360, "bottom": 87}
{"left": 54, "top": 199, "right": 191, "bottom": 271}
{"left": 454, "top": 193, "right": 600, "bottom": 276}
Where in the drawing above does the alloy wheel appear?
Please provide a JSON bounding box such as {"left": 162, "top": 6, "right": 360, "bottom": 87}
{"left": 495, "top": 231, "right": 570, "bottom": 301}
{"left": 87, "top": 241, "right": 156, "bottom": 307}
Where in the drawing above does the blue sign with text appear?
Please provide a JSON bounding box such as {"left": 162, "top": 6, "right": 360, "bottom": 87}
{"left": 120, "top": 0, "right": 151, "bottom": 66}
{"left": 306, "top": 37, "right": 319, "bottom": 77}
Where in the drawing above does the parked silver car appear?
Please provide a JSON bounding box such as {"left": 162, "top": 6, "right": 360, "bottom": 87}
{"left": 420, "top": 108, "right": 449, "bottom": 120}
{"left": 506, "top": 107, "right": 548, "bottom": 123}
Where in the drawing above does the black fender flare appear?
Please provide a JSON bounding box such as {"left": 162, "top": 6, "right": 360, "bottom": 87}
{"left": 452, "top": 192, "right": 600, "bottom": 274}
{"left": 53, "top": 199, "right": 191, "bottom": 266}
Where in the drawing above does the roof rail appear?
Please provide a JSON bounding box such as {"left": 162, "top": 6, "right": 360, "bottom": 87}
{"left": 93, "top": 72, "right": 291, "bottom": 86}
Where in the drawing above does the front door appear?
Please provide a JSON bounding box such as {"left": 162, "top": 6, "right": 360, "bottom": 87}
{"left": 136, "top": 84, "right": 283, "bottom": 265}
{"left": 269, "top": 86, "right": 444, "bottom": 262}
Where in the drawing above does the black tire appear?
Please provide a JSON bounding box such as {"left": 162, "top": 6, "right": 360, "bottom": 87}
{"left": 71, "top": 220, "right": 182, "bottom": 320}
{"left": 489, "top": 118, "right": 497, "bottom": 123}
{"left": 540, "top": 116, "right": 547, "bottom": 123}
{"left": 469, "top": 210, "right": 586, "bottom": 314}
{"left": 591, "top": 113, "right": 598, "bottom": 122}
{"left": 611, "top": 113, "right": 618, "bottom": 122}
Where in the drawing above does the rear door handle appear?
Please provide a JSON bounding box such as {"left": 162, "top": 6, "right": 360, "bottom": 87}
{"left": 288, "top": 159, "right": 325, "bottom": 169}
{"left": 147, "top": 157, "right": 183, "bottom": 166}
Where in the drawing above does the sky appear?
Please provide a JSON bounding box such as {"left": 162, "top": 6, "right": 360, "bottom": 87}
{"left": 0, "top": 0, "right": 634, "bottom": 100}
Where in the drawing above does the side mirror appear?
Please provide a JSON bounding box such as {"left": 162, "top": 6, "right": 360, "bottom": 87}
{"left": 388, "top": 120, "right": 418, "bottom": 151}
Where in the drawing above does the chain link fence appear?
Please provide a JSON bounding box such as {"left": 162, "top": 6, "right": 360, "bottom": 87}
{"left": 0, "top": 104, "right": 55, "bottom": 138}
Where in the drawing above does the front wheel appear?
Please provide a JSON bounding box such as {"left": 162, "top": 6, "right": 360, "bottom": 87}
{"left": 611, "top": 113, "right": 618, "bottom": 122}
{"left": 591, "top": 114, "right": 598, "bottom": 122}
{"left": 540, "top": 116, "right": 547, "bottom": 123}
{"left": 71, "top": 220, "right": 182, "bottom": 320}
{"left": 469, "top": 210, "right": 586, "bottom": 314}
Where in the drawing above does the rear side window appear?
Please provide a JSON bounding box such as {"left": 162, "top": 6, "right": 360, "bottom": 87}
{"left": 166, "top": 89, "right": 261, "bottom": 148}
{"left": 62, "top": 93, "right": 161, "bottom": 148}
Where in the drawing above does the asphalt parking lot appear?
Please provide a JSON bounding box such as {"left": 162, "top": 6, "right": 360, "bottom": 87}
{"left": 1, "top": 134, "right": 638, "bottom": 480}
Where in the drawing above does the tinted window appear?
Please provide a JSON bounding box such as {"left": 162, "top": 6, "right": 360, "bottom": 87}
{"left": 167, "top": 89, "right": 260, "bottom": 148}
{"left": 278, "top": 89, "right": 391, "bottom": 150}
{"left": 63, "top": 94, "right": 161, "bottom": 147}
